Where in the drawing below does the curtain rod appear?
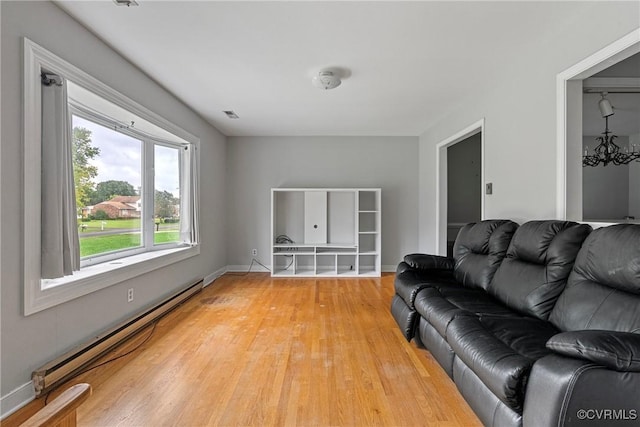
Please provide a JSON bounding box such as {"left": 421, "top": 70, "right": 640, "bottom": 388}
{"left": 41, "top": 72, "right": 63, "bottom": 87}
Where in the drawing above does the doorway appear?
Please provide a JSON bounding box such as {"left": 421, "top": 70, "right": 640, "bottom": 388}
{"left": 435, "top": 119, "right": 485, "bottom": 255}
{"left": 556, "top": 29, "right": 639, "bottom": 222}
{"left": 447, "top": 134, "right": 482, "bottom": 256}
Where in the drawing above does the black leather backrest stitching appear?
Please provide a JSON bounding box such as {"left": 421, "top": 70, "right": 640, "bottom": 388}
{"left": 583, "top": 288, "right": 617, "bottom": 329}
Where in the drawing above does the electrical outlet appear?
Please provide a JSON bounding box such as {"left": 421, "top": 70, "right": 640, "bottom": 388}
{"left": 251, "top": 248, "right": 258, "bottom": 257}
{"left": 127, "top": 288, "right": 134, "bottom": 303}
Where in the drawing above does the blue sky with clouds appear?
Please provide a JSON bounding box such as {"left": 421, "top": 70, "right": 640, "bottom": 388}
{"left": 73, "top": 115, "right": 180, "bottom": 198}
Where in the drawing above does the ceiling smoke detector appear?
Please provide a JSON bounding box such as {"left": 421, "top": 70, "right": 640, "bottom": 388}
{"left": 312, "top": 70, "right": 341, "bottom": 90}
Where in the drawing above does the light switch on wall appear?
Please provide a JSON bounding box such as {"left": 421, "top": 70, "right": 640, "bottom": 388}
{"left": 486, "top": 183, "right": 493, "bottom": 195}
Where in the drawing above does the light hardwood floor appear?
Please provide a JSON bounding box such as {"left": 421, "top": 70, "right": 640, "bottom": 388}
{"left": 6, "top": 273, "right": 480, "bottom": 426}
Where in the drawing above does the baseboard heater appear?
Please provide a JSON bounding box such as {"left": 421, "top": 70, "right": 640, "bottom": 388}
{"left": 32, "top": 279, "right": 204, "bottom": 397}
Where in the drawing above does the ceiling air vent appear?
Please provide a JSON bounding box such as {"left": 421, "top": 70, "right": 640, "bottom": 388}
{"left": 113, "top": 0, "right": 139, "bottom": 6}
{"left": 223, "top": 110, "right": 239, "bottom": 119}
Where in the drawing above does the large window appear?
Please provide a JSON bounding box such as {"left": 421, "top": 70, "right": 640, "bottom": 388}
{"left": 69, "top": 94, "right": 189, "bottom": 266}
{"left": 23, "top": 38, "right": 200, "bottom": 315}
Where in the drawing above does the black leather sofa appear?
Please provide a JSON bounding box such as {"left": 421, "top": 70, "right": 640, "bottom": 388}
{"left": 391, "top": 220, "right": 640, "bottom": 426}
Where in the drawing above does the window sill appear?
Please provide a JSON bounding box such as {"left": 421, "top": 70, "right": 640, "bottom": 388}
{"left": 26, "top": 245, "right": 199, "bottom": 315}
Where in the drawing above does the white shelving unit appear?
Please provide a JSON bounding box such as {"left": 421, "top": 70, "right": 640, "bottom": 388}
{"left": 271, "top": 188, "right": 381, "bottom": 277}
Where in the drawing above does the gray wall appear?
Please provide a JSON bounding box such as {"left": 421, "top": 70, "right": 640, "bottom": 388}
{"left": 582, "top": 136, "right": 630, "bottom": 220}
{"left": 226, "top": 136, "right": 419, "bottom": 270}
{"left": 1, "top": 0, "right": 227, "bottom": 405}
{"left": 417, "top": 2, "right": 640, "bottom": 253}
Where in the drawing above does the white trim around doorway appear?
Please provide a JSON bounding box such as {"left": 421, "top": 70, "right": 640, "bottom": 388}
{"left": 556, "top": 29, "right": 640, "bottom": 220}
{"left": 435, "top": 119, "right": 485, "bottom": 256}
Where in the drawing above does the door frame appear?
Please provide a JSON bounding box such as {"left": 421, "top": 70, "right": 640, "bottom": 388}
{"left": 435, "top": 119, "right": 485, "bottom": 255}
{"left": 556, "top": 29, "right": 640, "bottom": 221}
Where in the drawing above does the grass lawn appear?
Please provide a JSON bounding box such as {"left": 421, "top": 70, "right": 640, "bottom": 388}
{"left": 79, "top": 218, "right": 141, "bottom": 232}
{"left": 154, "top": 231, "right": 181, "bottom": 245}
{"left": 80, "top": 233, "right": 140, "bottom": 257}
{"left": 80, "top": 231, "right": 180, "bottom": 257}
{"left": 78, "top": 219, "right": 179, "bottom": 233}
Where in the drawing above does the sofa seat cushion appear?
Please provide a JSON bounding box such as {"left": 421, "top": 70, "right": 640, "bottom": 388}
{"left": 394, "top": 268, "right": 456, "bottom": 308}
{"left": 447, "top": 315, "right": 559, "bottom": 413}
{"left": 437, "top": 285, "right": 519, "bottom": 317}
{"left": 414, "top": 286, "right": 518, "bottom": 337}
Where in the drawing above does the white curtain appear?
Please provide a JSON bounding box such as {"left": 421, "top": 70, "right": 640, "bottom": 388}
{"left": 41, "top": 76, "right": 80, "bottom": 279}
{"left": 179, "top": 144, "right": 199, "bottom": 245}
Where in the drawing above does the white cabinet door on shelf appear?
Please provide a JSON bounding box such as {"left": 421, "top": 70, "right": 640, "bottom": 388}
{"left": 304, "top": 191, "right": 327, "bottom": 244}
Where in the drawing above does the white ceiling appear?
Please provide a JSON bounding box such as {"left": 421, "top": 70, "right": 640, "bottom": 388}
{"left": 55, "top": 1, "right": 611, "bottom": 137}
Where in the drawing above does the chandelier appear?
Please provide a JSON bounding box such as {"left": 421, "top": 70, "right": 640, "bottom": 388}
{"left": 583, "top": 93, "right": 640, "bottom": 167}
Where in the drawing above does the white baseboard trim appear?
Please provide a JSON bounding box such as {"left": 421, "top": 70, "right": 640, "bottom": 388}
{"left": 203, "top": 267, "right": 227, "bottom": 287}
{"left": 1, "top": 381, "right": 35, "bottom": 421}
{"left": 226, "top": 264, "right": 270, "bottom": 273}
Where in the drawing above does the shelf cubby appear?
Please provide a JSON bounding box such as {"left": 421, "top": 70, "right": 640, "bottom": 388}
{"left": 358, "top": 190, "right": 378, "bottom": 212}
{"left": 358, "top": 233, "right": 379, "bottom": 254}
{"left": 272, "top": 254, "right": 294, "bottom": 276}
{"left": 358, "top": 254, "right": 378, "bottom": 275}
{"left": 316, "top": 254, "right": 336, "bottom": 275}
{"left": 316, "top": 245, "right": 357, "bottom": 254}
{"left": 337, "top": 254, "right": 357, "bottom": 275}
{"left": 295, "top": 254, "right": 315, "bottom": 275}
{"left": 358, "top": 211, "right": 378, "bottom": 233}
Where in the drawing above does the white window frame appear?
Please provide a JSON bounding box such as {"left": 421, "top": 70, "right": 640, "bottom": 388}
{"left": 69, "top": 106, "right": 188, "bottom": 267}
{"left": 23, "top": 38, "right": 200, "bottom": 315}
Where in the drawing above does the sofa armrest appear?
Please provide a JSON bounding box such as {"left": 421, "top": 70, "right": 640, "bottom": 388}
{"left": 524, "top": 354, "right": 640, "bottom": 426}
{"left": 403, "top": 254, "right": 455, "bottom": 271}
{"left": 546, "top": 330, "right": 640, "bottom": 372}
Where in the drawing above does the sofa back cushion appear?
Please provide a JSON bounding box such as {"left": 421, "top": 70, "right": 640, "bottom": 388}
{"left": 452, "top": 220, "right": 519, "bottom": 290}
{"left": 549, "top": 224, "right": 640, "bottom": 333}
{"left": 487, "top": 221, "right": 592, "bottom": 320}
